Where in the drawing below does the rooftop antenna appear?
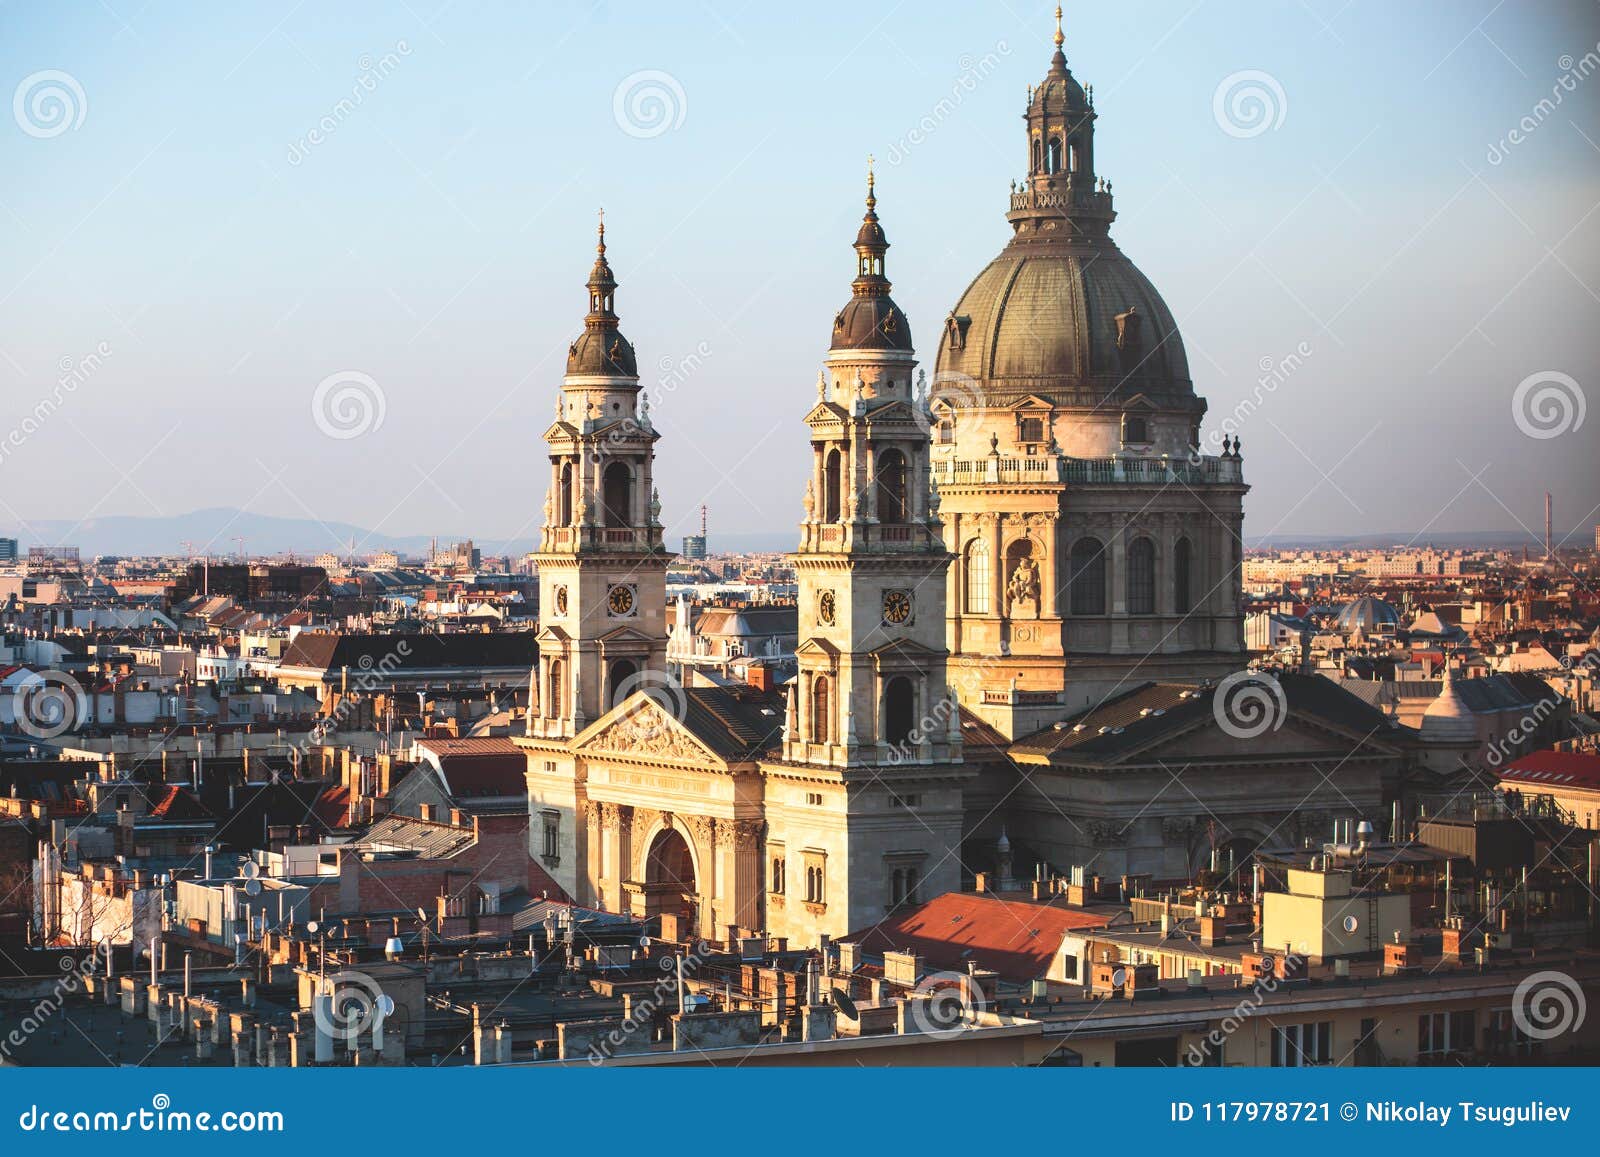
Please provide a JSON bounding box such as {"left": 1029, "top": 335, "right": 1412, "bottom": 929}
{"left": 234, "top": 535, "right": 246, "bottom": 563}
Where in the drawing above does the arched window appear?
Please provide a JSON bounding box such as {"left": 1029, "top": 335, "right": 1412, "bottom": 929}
{"left": 810, "top": 675, "right": 832, "bottom": 745}
{"left": 964, "top": 539, "right": 990, "bottom": 614}
{"left": 602, "top": 461, "right": 631, "bottom": 527}
{"left": 1128, "top": 537, "right": 1156, "bottom": 615}
{"left": 883, "top": 676, "right": 914, "bottom": 746}
{"left": 1047, "top": 136, "right": 1062, "bottom": 174}
{"left": 547, "top": 657, "right": 564, "bottom": 721}
{"left": 1174, "top": 537, "right": 1193, "bottom": 615}
{"left": 876, "top": 449, "right": 907, "bottom": 523}
{"left": 823, "top": 449, "right": 842, "bottom": 523}
{"left": 558, "top": 463, "right": 574, "bottom": 526}
{"left": 770, "top": 857, "right": 785, "bottom": 895}
{"left": 1031, "top": 138, "right": 1041, "bottom": 173}
{"left": 1071, "top": 141, "right": 1085, "bottom": 175}
{"left": 1069, "top": 537, "right": 1107, "bottom": 616}
{"left": 607, "top": 658, "right": 637, "bottom": 709}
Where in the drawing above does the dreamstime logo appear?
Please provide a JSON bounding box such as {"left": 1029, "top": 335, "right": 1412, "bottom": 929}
{"left": 11, "top": 670, "right": 89, "bottom": 739}
{"left": 1510, "top": 371, "right": 1585, "bottom": 440}
{"left": 1511, "top": 970, "right": 1587, "bottom": 1041}
{"left": 312, "top": 970, "right": 386, "bottom": 1043}
{"left": 611, "top": 668, "right": 688, "bottom": 743}
{"left": 612, "top": 70, "right": 686, "bottom": 139}
{"left": 13, "top": 70, "right": 87, "bottom": 138}
{"left": 1212, "top": 70, "right": 1287, "bottom": 139}
{"left": 1211, "top": 670, "right": 1287, "bottom": 739}
{"left": 906, "top": 971, "right": 983, "bottom": 1039}
{"left": 311, "top": 370, "right": 386, "bottom": 440}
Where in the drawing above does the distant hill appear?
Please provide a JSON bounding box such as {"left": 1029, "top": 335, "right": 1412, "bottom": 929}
{"left": 5, "top": 507, "right": 1578, "bottom": 559}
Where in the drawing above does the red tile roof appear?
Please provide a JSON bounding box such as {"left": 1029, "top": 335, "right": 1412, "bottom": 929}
{"left": 843, "top": 891, "right": 1109, "bottom": 982}
{"left": 1499, "top": 749, "right": 1600, "bottom": 790}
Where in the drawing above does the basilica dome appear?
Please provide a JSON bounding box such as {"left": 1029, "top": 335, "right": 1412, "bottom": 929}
{"left": 933, "top": 15, "right": 1196, "bottom": 414}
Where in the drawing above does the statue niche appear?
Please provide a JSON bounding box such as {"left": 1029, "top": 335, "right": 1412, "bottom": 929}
{"left": 1004, "top": 540, "right": 1041, "bottom": 619}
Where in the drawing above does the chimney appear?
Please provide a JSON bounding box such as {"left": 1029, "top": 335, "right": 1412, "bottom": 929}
{"left": 450, "top": 807, "right": 465, "bottom": 828}
{"left": 747, "top": 664, "right": 773, "bottom": 693}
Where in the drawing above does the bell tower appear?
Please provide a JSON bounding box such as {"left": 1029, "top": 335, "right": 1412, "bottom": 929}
{"left": 529, "top": 214, "right": 671, "bottom": 740}
{"left": 784, "top": 167, "right": 960, "bottom": 768}
{"left": 762, "top": 171, "right": 968, "bottom": 947}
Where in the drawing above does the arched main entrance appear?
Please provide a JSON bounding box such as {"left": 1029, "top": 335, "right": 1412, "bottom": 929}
{"left": 642, "top": 827, "right": 698, "bottom": 926}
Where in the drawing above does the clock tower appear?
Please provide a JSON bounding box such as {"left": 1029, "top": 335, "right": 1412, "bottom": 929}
{"left": 528, "top": 215, "right": 670, "bottom": 739}
{"left": 762, "top": 171, "right": 968, "bottom": 944}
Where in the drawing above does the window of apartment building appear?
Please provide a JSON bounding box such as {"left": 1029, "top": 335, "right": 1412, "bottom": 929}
{"left": 769, "top": 852, "right": 786, "bottom": 895}
{"left": 1270, "top": 1021, "right": 1331, "bottom": 1066}
{"left": 805, "top": 791, "right": 824, "bottom": 807}
{"left": 1417, "top": 1010, "right": 1476, "bottom": 1061}
{"left": 1485, "top": 1008, "right": 1540, "bottom": 1059}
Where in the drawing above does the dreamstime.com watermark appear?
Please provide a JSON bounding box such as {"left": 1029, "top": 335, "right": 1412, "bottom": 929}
{"left": 17, "top": 1095, "right": 284, "bottom": 1134}
{"left": 1487, "top": 43, "right": 1600, "bottom": 165}
{"left": 1184, "top": 948, "right": 1305, "bottom": 1066}
{"left": 882, "top": 42, "right": 1011, "bottom": 165}
{"left": 587, "top": 942, "right": 708, "bottom": 1063}
{"left": 302, "top": 640, "right": 411, "bottom": 749}
{"left": 1192, "top": 341, "right": 1312, "bottom": 461}
{"left": 0, "top": 342, "right": 113, "bottom": 467}
{"left": 0, "top": 954, "right": 97, "bottom": 1063}
{"left": 287, "top": 41, "right": 412, "bottom": 165}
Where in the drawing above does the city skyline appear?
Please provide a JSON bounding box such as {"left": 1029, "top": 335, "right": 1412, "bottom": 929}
{"left": 3, "top": 1, "right": 1597, "bottom": 558}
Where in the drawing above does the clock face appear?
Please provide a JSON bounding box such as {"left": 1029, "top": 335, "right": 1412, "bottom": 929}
{"left": 882, "top": 588, "right": 912, "bottom": 625}
{"left": 553, "top": 585, "right": 568, "bottom": 615}
{"left": 607, "top": 584, "right": 636, "bottom": 617}
{"left": 818, "top": 590, "right": 836, "bottom": 626}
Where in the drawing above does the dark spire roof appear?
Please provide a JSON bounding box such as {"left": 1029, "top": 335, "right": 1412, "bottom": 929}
{"left": 568, "top": 210, "right": 638, "bottom": 377}
{"left": 830, "top": 161, "right": 912, "bottom": 353}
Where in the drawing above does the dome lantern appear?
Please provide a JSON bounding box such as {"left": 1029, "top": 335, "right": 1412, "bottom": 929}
{"left": 828, "top": 161, "right": 913, "bottom": 354}
{"left": 567, "top": 209, "right": 638, "bottom": 378}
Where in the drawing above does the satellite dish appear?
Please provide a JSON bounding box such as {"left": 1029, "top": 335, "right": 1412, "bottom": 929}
{"left": 243, "top": 878, "right": 262, "bottom": 897}
{"left": 638, "top": 935, "right": 651, "bottom": 948}
{"left": 832, "top": 990, "right": 859, "bottom": 1020}
{"left": 417, "top": 907, "right": 428, "bottom": 923}
{"left": 1342, "top": 915, "right": 1359, "bottom": 933}
{"left": 306, "top": 920, "right": 320, "bottom": 934}
{"left": 377, "top": 994, "right": 396, "bottom": 1016}
{"left": 241, "top": 862, "right": 259, "bottom": 879}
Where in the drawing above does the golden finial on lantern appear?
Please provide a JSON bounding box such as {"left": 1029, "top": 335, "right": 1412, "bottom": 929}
{"left": 866, "top": 154, "right": 876, "bottom": 210}
{"left": 1054, "top": 5, "right": 1064, "bottom": 48}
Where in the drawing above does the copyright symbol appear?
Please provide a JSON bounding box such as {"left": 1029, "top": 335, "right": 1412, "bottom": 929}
{"left": 1339, "top": 1103, "right": 1358, "bottom": 1121}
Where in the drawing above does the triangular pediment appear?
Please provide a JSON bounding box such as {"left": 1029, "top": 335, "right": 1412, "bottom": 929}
{"left": 1011, "top": 394, "right": 1055, "bottom": 412}
{"left": 574, "top": 695, "right": 722, "bottom": 765}
{"left": 536, "top": 624, "right": 572, "bottom": 645}
{"left": 1111, "top": 710, "right": 1401, "bottom": 766}
{"left": 862, "top": 398, "right": 919, "bottom": 423}
{"left": 542, "top": 420, "right": 579, "bottom": 440}
{"left": 803, "top": 401, "right": 849, "bottom": 425}
{"left": 868, "top": 637, "right": 938, "bottom": 661}
{"left": 795, "top": 636, "right": 841, "bottom": 659}
{"left": 598, "top": 625, "right": 658, "bottom": 647}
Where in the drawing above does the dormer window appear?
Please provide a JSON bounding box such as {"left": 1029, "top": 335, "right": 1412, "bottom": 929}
{"left": 1122, "top": 414, "right": 1149, "bottom": 446}
{"left": 1018, "top": 416, "right": 1045, "bottom": 444}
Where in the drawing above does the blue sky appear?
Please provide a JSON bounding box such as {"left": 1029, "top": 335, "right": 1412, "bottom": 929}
{"left": 2, "top": 0, "right": 1598, "bottom": 556}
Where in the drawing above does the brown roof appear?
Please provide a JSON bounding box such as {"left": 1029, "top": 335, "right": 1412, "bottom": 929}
{"left": 844, "top": 891, "right": 1109, "bottom": 982}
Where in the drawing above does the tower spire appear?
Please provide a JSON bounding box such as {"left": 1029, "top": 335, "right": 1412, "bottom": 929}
{"left": 1054, "top": 4, "right": 1064, "bottom": 49}
{"left": 866, "top": 154, "right": 876, "bottom": 212}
